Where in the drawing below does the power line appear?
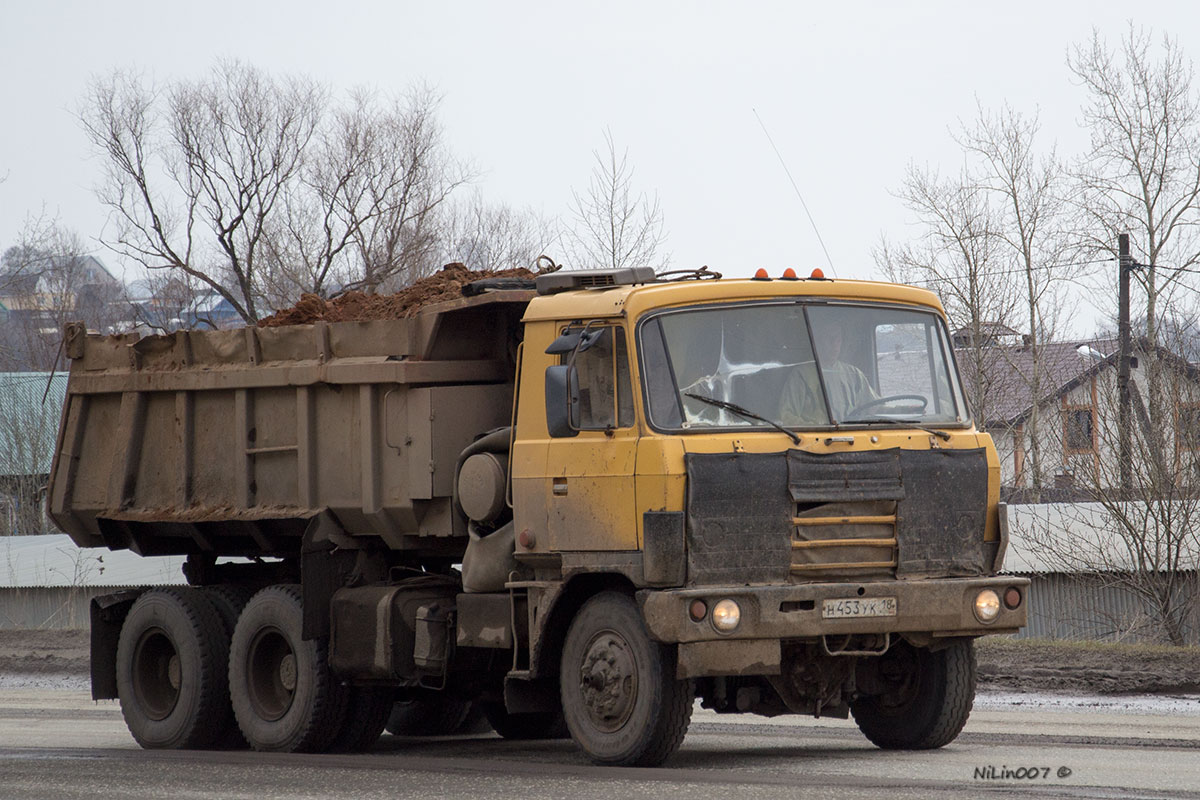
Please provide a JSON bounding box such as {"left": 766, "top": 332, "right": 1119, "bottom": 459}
{"left": 752, "top": 108, "right": 836, "bottom": 276}
{"left": 909, "top": 258, "right": 1114, "bottom": 287}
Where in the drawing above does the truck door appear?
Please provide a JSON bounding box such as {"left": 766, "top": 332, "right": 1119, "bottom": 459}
{"left": 543, "top": 324, "right": 639, "bottom": 551}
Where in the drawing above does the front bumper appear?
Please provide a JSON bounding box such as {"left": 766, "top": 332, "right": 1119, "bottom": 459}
{"left": 638, "top": 576, "right": 1029, "bottom": 644}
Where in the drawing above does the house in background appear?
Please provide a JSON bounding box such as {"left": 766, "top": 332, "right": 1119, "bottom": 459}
{"left": 181, "top": 291, "right": 245, "bottom": 329}
{"left": 0, "top": 254, "right": 126, "bottom": 369}
{"left": 957, "top": 335, "right": 1200, "bottom": 498}
{"left": 0, "top": 254, "right": 122, "bottom": 323}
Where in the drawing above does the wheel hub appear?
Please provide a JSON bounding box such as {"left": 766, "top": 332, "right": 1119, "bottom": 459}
{"left": 279, "top": 653, "right": 297, "bottom": 692}
{"left": 577, "top": 630, "right": 637, "bottom": 733}
{"left": 132, "top": 628, "right": 181, "bottom": 721}
{"left": 167, "top": 654, "right": 181, "bottom": 690}
{"left": 247, "top": 627, "right": 297, "bottom": 721}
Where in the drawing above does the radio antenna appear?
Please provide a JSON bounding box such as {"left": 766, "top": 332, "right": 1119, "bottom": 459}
{"left": 753, "top": 108, "right": 836, "bottom": 276}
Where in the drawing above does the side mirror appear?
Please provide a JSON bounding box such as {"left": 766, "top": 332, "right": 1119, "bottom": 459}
{"left": 545, "top": 365, "right": 580, "bottom": 438}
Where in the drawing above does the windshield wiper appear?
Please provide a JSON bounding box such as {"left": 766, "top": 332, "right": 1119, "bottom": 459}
{"left": 846, "top": 417, "right": 952, "bottom": 441}
{"left": 684, "top": 392, "right": 801, "bottom": 445}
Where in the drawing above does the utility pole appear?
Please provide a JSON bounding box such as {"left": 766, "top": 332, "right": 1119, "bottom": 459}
{"left": 1118, "top": 233, "right": 1132, "bottom": 494}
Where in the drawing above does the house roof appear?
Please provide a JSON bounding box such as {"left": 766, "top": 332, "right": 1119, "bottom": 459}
{"left": 952, "top": 322, "right": 1021, "bottom": 341}
{"left": 0, "top": 534, "right": 186, "bottom": 588}
{"left": 957, "top": 337, "right": 1131, "bottom": 427}
{"left": 0, "top": 372, "right": 67, "bottom": 478}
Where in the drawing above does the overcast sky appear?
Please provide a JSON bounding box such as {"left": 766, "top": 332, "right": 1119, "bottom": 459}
{"left": 2, "top": 1, "right": 1198, "bottom": 333}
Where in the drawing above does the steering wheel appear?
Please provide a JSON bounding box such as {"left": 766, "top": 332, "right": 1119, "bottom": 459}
{"left": 845, "top": 394, "right": 928, "bottom": 419}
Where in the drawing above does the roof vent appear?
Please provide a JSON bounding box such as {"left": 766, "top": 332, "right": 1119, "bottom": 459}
{"left": 535, "top": 267, "right": 657, "bottom": 295}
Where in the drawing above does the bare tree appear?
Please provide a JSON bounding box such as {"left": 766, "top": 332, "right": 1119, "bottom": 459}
{"left": 81, "top": 62, "right": 469, "bottom": 323}
{"left": 566, "top": 129, "right": 667, "bottom": 270}
{"left": 877, "top": 166, "right": 1017, "bottom": 426}
{"left": 1069, "top": 26, "right": 1200, "bottom": 361}
{"left": 957, "top": 104, "right": 1072, "bottom": 495}
{"left": 0, "top": 371, "right": 64, "bottom": 535}
{"left": 436, "top": 192, "right": 559, "bottom": 272}
{"left": 264, "top": 85, "right": 472, "bottom": 301}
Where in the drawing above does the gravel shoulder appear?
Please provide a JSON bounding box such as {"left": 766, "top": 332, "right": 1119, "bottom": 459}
{"left": 4, "top": 629, "right": 1199, "bottom": 696}
{"left": 0, "top": 630, "right": 88, "bottom": 678}
{"left": 976, "top": 635, "right": 1200, "bottom": 694}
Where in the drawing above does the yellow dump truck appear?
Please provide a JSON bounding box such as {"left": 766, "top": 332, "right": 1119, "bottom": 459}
{"left": 48, "top": 267, "right": 1026, "bottom": 766}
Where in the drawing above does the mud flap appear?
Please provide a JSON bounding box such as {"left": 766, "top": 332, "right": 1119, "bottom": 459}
{"left": 89, "top": 589, "right": 145, "bottom": 700}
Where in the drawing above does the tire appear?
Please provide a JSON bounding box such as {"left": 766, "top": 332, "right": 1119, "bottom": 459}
{"left": 559, "top": 591, "right": 693, "bottom": 766}
{"left": 386, "top": 695, "right": 475, "bottom": 736}
{"left": 328, "top": 686, "right": 394, "bottom": 753}
{"left": 115, "top": 587, "right": 230, "bottom": 749}
{"left": 481, "top": 702, "right": 569, "bottom": 740}
{"left": 199, "top": 584, "right": 258, "bottom": 749}
{"left": 229, "top": 584, "right": 348, "bottom": 753}
{"left": 851, "top": 638, "right": 976, "bottom": 750}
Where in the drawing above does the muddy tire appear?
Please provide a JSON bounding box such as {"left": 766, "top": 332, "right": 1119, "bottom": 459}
{"left": 386, "top": 695, "right": 475, "bottom": 736}
{"left": 116, "top": 587, "right": 231, "bottom": 749}
{"left": 851, "top": 638, "right": 976, "bottom": 750}
{"left": 328, "top": 686, "right": 394, "bottom": 752}
{"left": 481, "top": 703, "right": 569, "bottom": 740}
{"left": 560, "top": 591, "right": 693, "bottom": 766}
{"left": 229, "top": 584, "right": 348, "bottom": 752}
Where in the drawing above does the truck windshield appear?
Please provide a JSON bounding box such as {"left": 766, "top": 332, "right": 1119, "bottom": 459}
{"left": 638, "top": 302, "right": 967, "bottom": 431}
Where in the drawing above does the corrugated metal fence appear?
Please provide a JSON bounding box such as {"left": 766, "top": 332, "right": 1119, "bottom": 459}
{"left": 1014, "top": 572, "right": 1200, "bottom": 645}
{"left": 0, "top": 586, "right": 119, "bottom": 630}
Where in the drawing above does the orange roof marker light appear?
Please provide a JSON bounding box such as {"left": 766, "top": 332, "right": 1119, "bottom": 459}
{"left": 781, "top": 268, "right": 799, "bottom": 280}
{"left": 752, "top": 268, "right": 771, "bottom": 281}
{"left": 809, "top": 268, "right": 827, "bottom": 280}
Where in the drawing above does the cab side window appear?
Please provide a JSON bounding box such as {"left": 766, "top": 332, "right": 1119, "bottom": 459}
{"left": 569, "top": 327, "right": 634, "bottom": 429}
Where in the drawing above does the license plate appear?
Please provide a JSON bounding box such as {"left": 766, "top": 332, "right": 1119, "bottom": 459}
{"left": 822, "top": 597, "right": 897, "bottom": 619}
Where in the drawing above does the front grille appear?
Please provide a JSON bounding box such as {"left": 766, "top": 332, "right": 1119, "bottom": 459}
{"left": 790, "top": 500, "right": 898, "bottom": 581}
{"left": 683, "top": 447, "right": 990, "bottom": 587}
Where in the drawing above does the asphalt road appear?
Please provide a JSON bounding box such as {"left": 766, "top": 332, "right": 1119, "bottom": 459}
{"left": 1, "top": 688, "right": 1199, "bottom": 799}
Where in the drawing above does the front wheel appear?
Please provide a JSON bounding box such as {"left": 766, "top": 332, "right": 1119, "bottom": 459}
{"left": 560, "top": 592, "right": 693, "bottom": 766}
{"left": 851, "top": 638, "right": 975, "bottom": 749}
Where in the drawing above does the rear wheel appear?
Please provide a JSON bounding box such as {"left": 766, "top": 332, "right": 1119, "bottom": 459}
{"left": 116, "top": 587, "right": 230, "bottom": 749}
{"left": 851, "top": 638, "right": 976, "bottom": 749}
{"left": 560, "top": 592, "right": 693, "bottom": 766}
{"left": 229, "top": 584, "right": 348, "bottom": 752}
{"left": 199, "top": 584, "right": 257, "bottom": 749}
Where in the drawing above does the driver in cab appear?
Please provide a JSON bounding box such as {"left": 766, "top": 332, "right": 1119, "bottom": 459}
{"left": 779, "top": 322, "right": 877, "bottom": 425}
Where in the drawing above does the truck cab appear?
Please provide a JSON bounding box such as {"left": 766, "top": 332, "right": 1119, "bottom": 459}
{"left": 502, "top": 268, "right": 1025, "bottom": 763}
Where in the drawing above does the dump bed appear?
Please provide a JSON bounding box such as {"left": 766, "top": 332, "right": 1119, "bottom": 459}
{"left": 47, "top": 290, "right": 532, "bottom": 557}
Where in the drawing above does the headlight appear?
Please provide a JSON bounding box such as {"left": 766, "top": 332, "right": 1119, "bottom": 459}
{"left": 711, "top": 599, "right": 741, "bottom": 633}
{"left": 973, "top": 589, "right": 1001, "bottom": 623}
